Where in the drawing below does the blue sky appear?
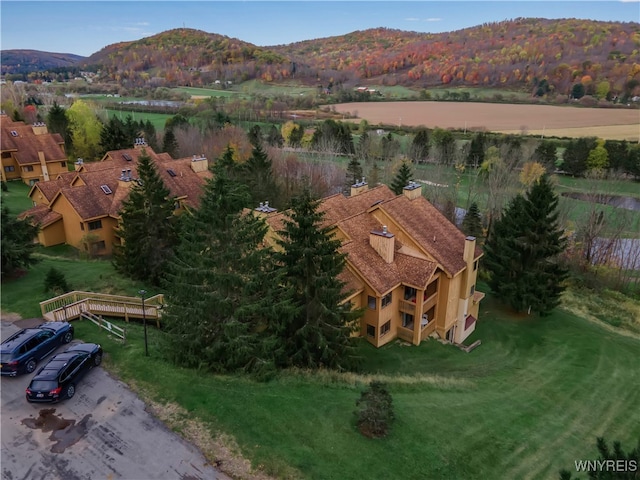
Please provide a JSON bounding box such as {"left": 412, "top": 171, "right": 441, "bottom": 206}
{"left": 1, "top": 1, "right": 639, "bottom": 57}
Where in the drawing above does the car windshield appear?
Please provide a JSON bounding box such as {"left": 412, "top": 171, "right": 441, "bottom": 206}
{"left": 29, "top": 380, "right": 58, "bottom": 391}
{"left": 0, "top": 353, "right": 14, "bottom": 363}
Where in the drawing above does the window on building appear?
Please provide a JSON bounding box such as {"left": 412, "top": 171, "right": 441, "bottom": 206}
{"left": 381, "top": 292, "right": 392, "bottom": 308}
{"left": 368, "top": 296, "right": 376, "bottom": 310}
{"left": 61, "top": 161, "right": 67, "bottom": 168}
{"left": 366, "top": 324, "right": 376, "bottom": 338}
{"left": 402, "top": 313, "right": 414, "bottom": 329}
{"left": 91, "top": 240, "right": 106, "bottom": 252}
{"left": 425, "top": 278, "right": 438, "bottom": 298}
{"left": 4, "top": 166, "right": 15, "bottom": 172}
{"left": 474, "top": 260, "right": 478, "bottom": 271}
{"left": 404, "top": 286, "right": 417, "bottom": 301}
{"left": 470, "top": 284, "right": 475, "bottom": 296}
{"left": 23, "top": 165, "right": 34, "bottom": 172}
{"left": 88, "top": 220, "right": 102, "bottom": 230}
{"left": 80, "top": 223, "right": 84, "bottom": 231}
{"left": 28, "top": 179, "right": 38, "bottom": 186}
{"left": 381, "top": 320, "right": 391, "bottom": 337}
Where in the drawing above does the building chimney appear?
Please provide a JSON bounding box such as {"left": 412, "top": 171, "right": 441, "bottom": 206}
{"left": 350, "top": 176, "right": 368, "bottom": 197}
{"left": 190, "top": 154, "right": 208, "bottom": 173}
{"left": 133, "top": 137, "right": 147, "bottom": 149}
{"left": 31, "top": 122, "right": 48, "bottom": 135}
{"left": 254, "top": 200, "right": 277, "bottom": 218}
{"left": 369, "top": 225, "right": 395, "bottom": 263}
{"left": 74, "top": 158, "right": 84, "bottom": 171}
{"left": 402, "top": 181, "right": 422, "bottom": 200}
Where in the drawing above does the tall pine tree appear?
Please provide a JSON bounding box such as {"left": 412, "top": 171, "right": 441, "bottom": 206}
{"left": 461, "top": 202, "right": 483, "bottom": 240}
{"left": 162, "top": 165, "right": 277, "bottom": 373}
{"left": 390, "top": 161, "right": 414, "bottom": 195}
{"left": 483, "top": 175, "right": 567, "bottom": 315}
{"left": 240, "top": 143, "right": 280, "bottom": 208}
{"left": 272, "top": 186, "right": 361, "bottom": 370}
{"left": 113, "top": 149, "right": 178, "bottom": 285}
{"left": 345, "top": 158, "right": 364, "bottom": 191}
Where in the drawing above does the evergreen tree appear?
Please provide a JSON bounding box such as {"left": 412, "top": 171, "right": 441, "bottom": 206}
{"left": 100, "top": 116, "right": 129, "bottom": 152}
{"left": 289, "top": 124, "right": 304, "bottom": 148}
{"left": 409, "top": 128, "right": 430, "bottom": 163}
{"left": 142, "top": 120, "right": 159, "bottom": 151}
{"left": 248, "top": 124, "right": 263, "bottom": 147}
{"left": 563, "top": 138, "right": 596, "bottom": 176}
{"left": 483, "top": 175, "right": 568, "bottom": 315}
{"left": 534, "top": 140, "right": 558, "bottom": 171}
{"left": 162, "top": 128, "right": 179, "bottom": 158}
{"left": 162, "top": 165, "right": 276, "bottom": 373}
{"left": 355, "top": 381, "right": 395, "bottom": 439}
{"left": 345, "top": 158, "right": 364, "bottom": 190}
{"left": 368, "top": 162, "right": 381, "bottom": 186}
{"left": 390, "top": 161, "right": 414, "bottom": 195}
{"left": 46, "top": 102, "right": 70, "bottom": 150}
{"left": 1, "top": 207, "right": 40, "bottom": 277}
{"left": 240, "top": 143, "right": 280, "bottom": 208}
{"left": 559, "top": 437, "right": 639, "bottom": 480}
{"left": 272, "top": 186, "right": 361, "bottom": 370}
{"left": 461, "top": 202, "right": 483, "bottom": 239}
{"left": 113, "top": 149, "right": 178, "bottom": 286}
{"left": 266, "top": 125, "right": 284, "bottom": 147}
{"left": 466, "top": 132, "right": 487, "bottom": 168}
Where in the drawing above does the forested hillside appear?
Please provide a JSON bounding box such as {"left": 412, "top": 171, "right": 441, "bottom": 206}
{"left": 3, "top": 18, "right": 639, "bottom": 96}
{"left": 0, "top": 50, "right": 85, "bottom": 75}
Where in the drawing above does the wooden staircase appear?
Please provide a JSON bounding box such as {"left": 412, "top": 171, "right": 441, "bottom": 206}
{"left": 40, "top": 291, "right": 165, "bottom": 327}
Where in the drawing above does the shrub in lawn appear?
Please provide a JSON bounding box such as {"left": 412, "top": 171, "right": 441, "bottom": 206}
{"left": 354, "top": 381, "right": 395, "bottom": 438}
{"left": 44, "top": 267, "right": 71, "bottom": 295}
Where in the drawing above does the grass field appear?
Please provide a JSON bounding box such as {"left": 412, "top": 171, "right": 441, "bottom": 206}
{"left": 24, "top": 286, "right": 638, "bottom": 480}
{"left": 1, "top": 180, "right": 34, "bottom": 215}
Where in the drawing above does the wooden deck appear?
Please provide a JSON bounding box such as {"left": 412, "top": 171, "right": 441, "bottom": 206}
{"left": 41, "top": 291, "right": 164, "bottom": 326}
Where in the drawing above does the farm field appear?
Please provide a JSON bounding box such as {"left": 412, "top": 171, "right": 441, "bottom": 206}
{"left": 331, "top": 101, "right": 640, "bottom": 141}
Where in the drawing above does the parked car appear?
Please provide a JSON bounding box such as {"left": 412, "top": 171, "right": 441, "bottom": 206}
{"left": 26, "top": 343, "right": 103, "bottom": 403}
{"left": 0, "top": 322, "right": 74, "bottom": 376}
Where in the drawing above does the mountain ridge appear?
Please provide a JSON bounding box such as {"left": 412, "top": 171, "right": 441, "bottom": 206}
{"left": 2, "top": 18, "right": 639, "bottom": 93}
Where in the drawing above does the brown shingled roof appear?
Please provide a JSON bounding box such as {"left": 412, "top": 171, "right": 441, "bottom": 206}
{"left": 379, "top": 195, "right": 479, "bottom": 275}
{"left": 18, "top": 204, "right": 62, "bottom": 227}
{"left": 29, "top": 177, "right": 69, "bottom": 204}
{"left": 0, "top": 117, "right": 66, "bottom": 165}
{"left": 338, "top": 212, "right": 437, "bottom": 295}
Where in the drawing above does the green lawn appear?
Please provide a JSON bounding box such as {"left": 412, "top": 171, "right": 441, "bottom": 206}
{"left": 7, "top": 263, "right": 634, "bottom": 480}
{"left": 104, "top": 109, "right": 174, "bottom": 132}
{"left": 1, "top": 180, "right": 33, "bottom": 215}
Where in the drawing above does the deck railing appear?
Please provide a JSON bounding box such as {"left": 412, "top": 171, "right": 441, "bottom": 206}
{"left": 40, "top": 291, "right": 165, "bottom": 326}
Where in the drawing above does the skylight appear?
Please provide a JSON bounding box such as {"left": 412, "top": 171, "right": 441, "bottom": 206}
{"left": 167, "top": 169, "right": 177, "bottom": 177}
{"left": 122, "top": 153, "right": 132, "bottom": 161}
{"left": 100, "top": 185, "right": 113, "bottom": 195}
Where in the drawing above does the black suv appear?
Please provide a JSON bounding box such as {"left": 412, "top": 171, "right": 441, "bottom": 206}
{"left": 0, "top": 322, "right": 74, "bottom": 376}
{"left": 26, "top": 343, "right": 102, "bottom": 402}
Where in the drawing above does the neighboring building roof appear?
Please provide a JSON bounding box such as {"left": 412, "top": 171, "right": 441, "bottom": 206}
{"left": 21, "top": 145, "right": 210, "bottom": 224}
{"left": 18, "top": 204, "right": 62, "bottom": 227}
{"left": 0, "top": 114, "right": 66, "bottom": 165}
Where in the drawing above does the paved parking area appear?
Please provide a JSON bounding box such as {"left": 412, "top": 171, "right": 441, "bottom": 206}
{"left": 1, "top": 319, "right": 229, "bottom": 480}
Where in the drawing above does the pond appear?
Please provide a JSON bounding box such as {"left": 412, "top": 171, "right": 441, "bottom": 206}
{"left": 118, "top": 100, "right": 184, "bottom": 108}
{"left": 561, "top": 192, "right": 640, "bottom": 212}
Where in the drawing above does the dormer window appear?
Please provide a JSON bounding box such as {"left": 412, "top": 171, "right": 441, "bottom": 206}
{"left": 10, "top": 130, "right": 18, "bottom": 137}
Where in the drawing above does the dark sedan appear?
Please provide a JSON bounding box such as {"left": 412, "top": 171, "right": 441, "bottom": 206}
{"left": 1, "top": 321, "right": 74, "bottom": 376}
{"left": 26, "top": 343, "right": 103, "bottom": 403}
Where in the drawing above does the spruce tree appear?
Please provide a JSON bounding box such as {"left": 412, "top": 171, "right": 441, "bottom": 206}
{"left": 466, "top": 132, "right": 486, "bottom": 168}
{"left": 483, "top": 175, "right": 567, "bottom": 315}
{"left": 410, "top": 128, "right": 430, "bottom": 163}
{"left": 390, "top": 161, "right": 414, "bottom": 195}
{"left": 162, "top": 165, "right": 277, "bottom": 373}
{"left": 113, "top": 149, "right": 178, "bottom": 286}
{"left": 461, "top": 202, "right": 483, "bottom": 239}
{"left": 346, "top": 158, "right": 364, "bottom": 190}
{"left": 272, "top": 186, "right": 361, "bottom": 370}
{"left": 162, "top": 128, "right": 179, "bottom": 158}
{"left": 1, "top": 207, "right": 40, "bottom": 277}
{"left": 240, "top": 143, "right": 280, "bottom": 208}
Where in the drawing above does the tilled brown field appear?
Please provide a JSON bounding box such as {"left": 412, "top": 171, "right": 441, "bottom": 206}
{"left": 331, "top": 101, "right": 640, "bottom": 141}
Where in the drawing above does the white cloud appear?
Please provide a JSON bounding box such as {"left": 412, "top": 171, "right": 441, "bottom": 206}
{"left": 404, "top": 17, "right": 421, "bottom": 22}
{"left": 426, "top": 18, "right": 442, "bottom": 22}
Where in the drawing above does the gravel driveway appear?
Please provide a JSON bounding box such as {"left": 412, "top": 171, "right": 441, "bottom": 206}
{"left": 1, "top": 319, "right": 230, "bottom": 480}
